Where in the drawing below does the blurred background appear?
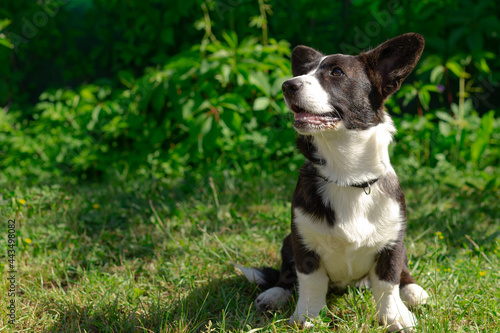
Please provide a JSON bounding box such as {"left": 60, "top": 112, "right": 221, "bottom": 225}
{"left": 0, "top": 0, "right": 498, "bottom": 187}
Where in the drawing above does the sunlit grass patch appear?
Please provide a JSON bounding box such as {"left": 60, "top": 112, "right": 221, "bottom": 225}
{"left": 0, "top": 169, "right": 498, "bottom": 332}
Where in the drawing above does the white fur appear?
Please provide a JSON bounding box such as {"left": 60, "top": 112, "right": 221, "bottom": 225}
{"left": 290, "top": 267, "right": 329, "bottom": 326}
{"left": 307, "top": 56, "right": 328, "bottom": 75}
{"left": 400, "top": 283, "right": 429, "bottom": 307}
{"left": 355, "top": 276, "right": 371, "bottom": 289}
{"left": 255, "top": 287, "right": 291, "bottom": 311}
{"left": 233, "top": 264, "right": 266, "bottom": 285}
{"left": 313, "top": 114, "right": 396, "bottom": 186}
{"left": 234, "top": 265, "right": 292, "bottom": 311}
{"left": 285, "top": 57, "right": 333, "bottom": 114}
{"left": 370, "top": 270, "right": 417, "bottom": 332}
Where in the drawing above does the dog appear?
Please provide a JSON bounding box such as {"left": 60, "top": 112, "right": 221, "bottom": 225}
{"left": 236, "top": 33, "right": 429, "bottom": 332}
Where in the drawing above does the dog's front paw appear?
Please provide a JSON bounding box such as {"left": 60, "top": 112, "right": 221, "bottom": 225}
{"left": 289, "top": 311, "right": 316, "bottom": 329}
{"left": 289, "top": 303, "right": 323, "bottom": 328}
{"left": 255, "top": 287, "right": 290, "bottom": 311}
{"left": 380, "top": 302, "right": 417, "bottom": 332}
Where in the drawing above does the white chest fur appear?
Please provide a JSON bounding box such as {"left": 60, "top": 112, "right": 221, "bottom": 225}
{"left": 293, "top": 181, "right": 403, "bottom": 287}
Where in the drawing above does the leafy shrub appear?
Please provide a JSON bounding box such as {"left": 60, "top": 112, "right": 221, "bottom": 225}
{"left": 0, "top": 30, "right": 294, "bottom": 184}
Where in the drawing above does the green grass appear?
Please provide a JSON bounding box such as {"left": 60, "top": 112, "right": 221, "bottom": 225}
{"left": 0, "top": 167, "right": 499, "bottom": 332}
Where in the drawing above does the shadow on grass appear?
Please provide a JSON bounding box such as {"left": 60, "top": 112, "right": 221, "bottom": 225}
{"left": 54, "top": 173, "right": 295, "bottom": 281}
{"left": 400, "top": 174, "right": 500, "bottom": 252}
{"left": 45, "top": 276, "right": 286, "bottom": 333}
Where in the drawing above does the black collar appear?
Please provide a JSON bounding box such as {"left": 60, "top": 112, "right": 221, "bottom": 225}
{"left": 319, "top": 175, "right": 379, "bottom": 194}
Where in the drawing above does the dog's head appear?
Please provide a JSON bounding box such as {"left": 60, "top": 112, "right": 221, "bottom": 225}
{"left": 282, "top": 33, "right": 425, "bottom": 134}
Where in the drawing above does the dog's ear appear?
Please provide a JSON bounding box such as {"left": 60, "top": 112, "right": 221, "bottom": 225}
{"left": 362, "top": 33, "right": 425, "bottom": 98}
{"left": 291, "top": 45, "right": 324, "bottom": 76}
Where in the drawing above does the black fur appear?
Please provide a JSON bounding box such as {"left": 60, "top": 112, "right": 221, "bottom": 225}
{"left": 292, "top": 162, "right": 336, "bottom": 226}
{"left": 291, "top": 45, "right": 323, "bottom": 76}
{"left": 296, "top": 135, "right": 326, "bottom": 165}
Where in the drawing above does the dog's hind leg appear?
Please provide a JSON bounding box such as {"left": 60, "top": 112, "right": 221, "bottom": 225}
{"left": 254, "top": 234, "right": 297, "bottom": 311}
{"left": 399, "top": 264, "right": 429, "bottom": 307}
{"left": 355, "top": 266, "right": 429, "bottom": 307}
{"left": 235, "top": 234, "right": 297, "bottom": 311}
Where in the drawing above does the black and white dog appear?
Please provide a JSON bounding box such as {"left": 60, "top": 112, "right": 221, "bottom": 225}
{"left": 236, "top": 33, "right": 429, "bottom": 331}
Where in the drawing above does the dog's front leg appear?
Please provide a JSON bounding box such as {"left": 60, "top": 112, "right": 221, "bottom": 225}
{"left": 289, "top": 264, "right": 329, "bottom": 327}
{"left": 370, "top": 244, "right": 416, "bottom": 332}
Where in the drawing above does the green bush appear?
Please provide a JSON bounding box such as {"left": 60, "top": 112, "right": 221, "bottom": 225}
{"left": 0, "top": 30, "right": 295, "bottom": 184}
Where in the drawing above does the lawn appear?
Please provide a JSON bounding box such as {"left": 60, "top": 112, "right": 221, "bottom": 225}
{"left": 1, "top": 166, "right": 499, "bottom": 332}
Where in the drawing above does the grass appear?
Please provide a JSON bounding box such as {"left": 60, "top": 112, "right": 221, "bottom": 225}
{"left": 0, "top": 165, "right": 499, "bottom": 332}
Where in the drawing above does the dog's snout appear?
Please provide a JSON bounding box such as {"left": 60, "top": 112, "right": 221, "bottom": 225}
{"left": 282, "top": 79, "right": 303, "bottom": 97}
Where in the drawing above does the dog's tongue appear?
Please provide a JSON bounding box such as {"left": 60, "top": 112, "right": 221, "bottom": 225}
{"left": 294, "top": 111, "right": 329, "bottom": 124}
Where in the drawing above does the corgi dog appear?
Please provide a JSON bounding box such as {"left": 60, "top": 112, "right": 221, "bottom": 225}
{"left": 236, "top": 33, "right": 429, "bottom": 332}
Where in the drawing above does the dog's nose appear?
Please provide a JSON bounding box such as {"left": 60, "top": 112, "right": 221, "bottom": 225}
{"left": 282, "top": 80, "right": 303, "bottom": 97}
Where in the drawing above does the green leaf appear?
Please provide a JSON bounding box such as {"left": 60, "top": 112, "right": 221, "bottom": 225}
{"left": 253, "top": 97, "right": 270, "bottom": 111}
{"left": 0, "top": 37, "right": 12, "bottom": 49}
{"left": 91, "top": 104, "right": 101, "bottom": 123}
{"left": 80, "top": 88, "right": 96, "bottom": 101}
{"left": 249, "top": 71, "right": 271, "bottom": 96}
{"left": 221, "top": 64, "right": 231, "bottom": 85}
{"left": 417, "top": 55, "right": 444, "bottom": 74}
{"left": 201, "top": 115, "right": 213, "bottom": 137}
{"left": 418, "top": 90, "right": 431, "bottom": 110}
{"left": 450, "top": 103, "right": 459, "bottom": 118}
{"left": 465, "top": 178, "right": 486, "bottom": 191}
{"left": 221, "top": 31, "right": 238, "bottom": 50}
{"left": 0, "top": 19, "right": 11, "bottom": 30}
{"left": 446, "top": 61, "right": 470, "bottom": 79}
{"left": 436, "top": 111, "right": 455, "bottom": 123}
{"left": 476, "top": 58, "right": 491, "bottom": 74}
{"left": 197, "top": 115, "right": 214, "bottom": 153}
{"left": 402, "top": 88, "right": 418, "bottom": 107}
{"left": 230, "top": 112, "right": 242, "bottom": 130}
{"left": 422, "top": 84, "right": 439, "bottom": 93}
{"left": 438, "top": 121, "right": 452, "bottom": 137}
{"left": 249, "top": 16, "right": 264, "bottom": 28}
{"left": 182, "top": 99, "right": 195, "bottom": 119}
{"left": 430, "top": 65, "right": 444, "bottom": 84}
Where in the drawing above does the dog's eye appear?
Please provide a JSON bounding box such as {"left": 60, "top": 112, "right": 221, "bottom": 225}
{"left": 331, "top": 68, "right": 344, "bottom": 77}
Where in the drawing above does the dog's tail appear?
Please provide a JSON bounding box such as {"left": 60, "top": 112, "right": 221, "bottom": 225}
{"left": 233, "top": 264, "right": 280, "bottom": 290}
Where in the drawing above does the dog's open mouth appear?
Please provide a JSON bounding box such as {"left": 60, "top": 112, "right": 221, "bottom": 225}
{"left": 292, "top": 105, "right": 339, "bottom": 129}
